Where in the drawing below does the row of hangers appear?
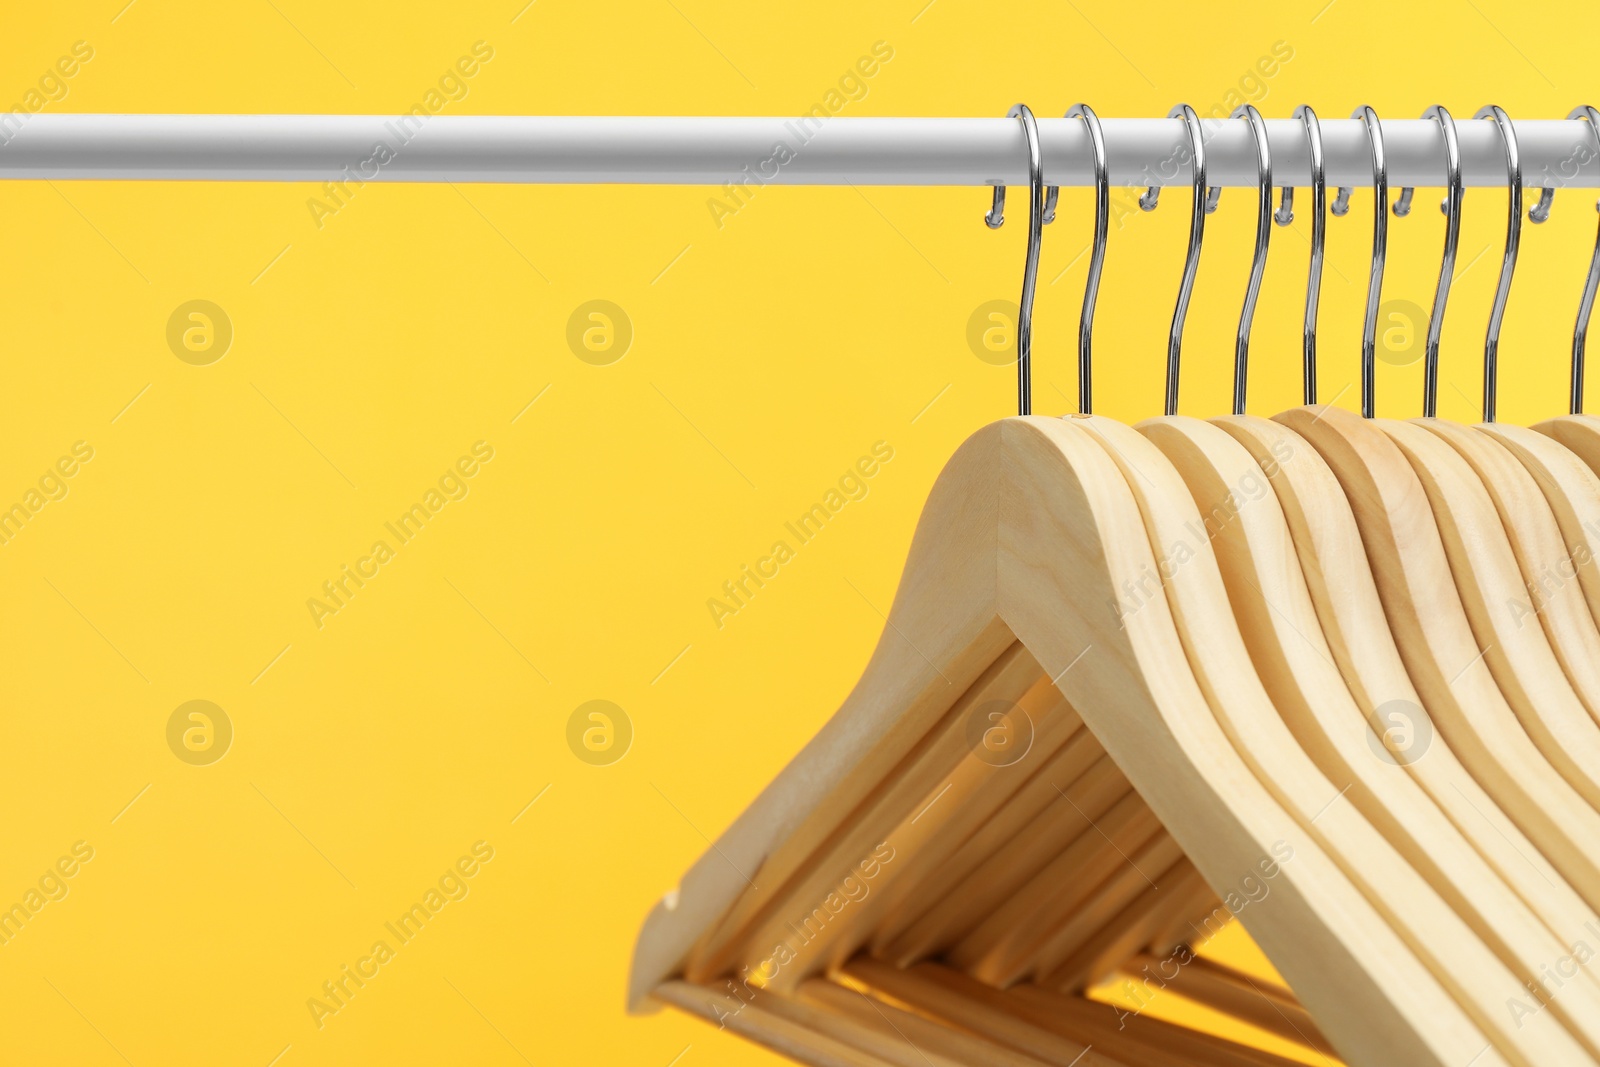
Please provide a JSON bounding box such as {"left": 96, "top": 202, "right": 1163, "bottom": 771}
{"left": 630, "top": 102, "right": 1600, "bottom": 1067}
{"left": 997, "top": 101, "right": 1600, "bottom": 421}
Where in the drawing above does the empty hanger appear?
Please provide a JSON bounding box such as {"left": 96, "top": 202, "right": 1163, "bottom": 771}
{"left": 1426, "top": 109, "right": 1600, "bottom": 737}
{"left": 1126, "top": 111, "right": 1600, "bottom": 1061}
{"left": 634, "top": 248, "right": 1506, "bottom": 1067}
{"left": 1283, "top": 420, "right": 1600, "bottom": 912}
{"left": 631, "top": 99, "right": 1600, "bottom": 1067}
{"left": 1370, "top": 108, "right": 1600, "bottom": 815}
{"left": 1211, "top": 161, "right": 1600, "bottom": 991}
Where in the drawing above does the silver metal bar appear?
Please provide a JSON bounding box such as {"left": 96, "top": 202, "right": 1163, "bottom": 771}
{"left": 0, "top": 115, "right": 1596, "bottom": 187}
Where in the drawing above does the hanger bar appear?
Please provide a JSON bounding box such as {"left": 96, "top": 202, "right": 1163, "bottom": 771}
{"left": 2, "top": 115, "right": 1597, "bottom": 186}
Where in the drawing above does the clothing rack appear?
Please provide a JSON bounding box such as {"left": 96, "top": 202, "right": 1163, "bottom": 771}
{"left": 2, "top": 115, "right": 1597, "bottom": 186}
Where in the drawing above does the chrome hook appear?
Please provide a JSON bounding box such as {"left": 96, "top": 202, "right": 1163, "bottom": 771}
{"left": 1041, "top": 103, "right": 1109, "bottom": 413}
{"left": 1474, "top": 105, "right": 1522, "bottom": 424}
{"left": 1274, "top": 105, "right": 1326, "bottom": 405}
{"left": 1332, "top": 106, "right": 1390, "bottom": 418}
{"left": 1565, "top": 105, "right": 1600, "bottom": 414}
{"left": 1395, "top": 106, "right": 1463, "bottom": 418}
{"left": 1139, "top": 106, "right": 1216, "bottom": 215}
{"left": 1230, "top": 104, "right": 1273, "bottom": 416}
{"left": 1141, "top": 105, "right": 1209, "bottom": 416}
{"left": 985, "top": 103, "right": 1047, "bottom": 416}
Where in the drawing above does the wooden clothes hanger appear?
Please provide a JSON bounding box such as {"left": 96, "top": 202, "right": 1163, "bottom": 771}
{"left": 1275, "top": 106, "right": 1600, "bottom": 920}
{"left": 635, "top": 412, "right": 1507, "bottom": 1067}
{"left": 630, "top": 102, "right": 1600, "bottom": 1067}
{"left": 1151, "top": 413, "right": 1600, "bottom": 1057}
{"left": 1398, "top": 417, "right": 1600, "bottom": 803}
{"left": 1371, "top": 109, "right": 1600, "bottom": 813}
{"left": 1122, "top": 107, "right": 1594, "bottom": 1062}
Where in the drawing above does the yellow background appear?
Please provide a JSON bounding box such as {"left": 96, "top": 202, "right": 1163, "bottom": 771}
{"left": 0, "top": 1, "right": 1592, "bottom": 1064}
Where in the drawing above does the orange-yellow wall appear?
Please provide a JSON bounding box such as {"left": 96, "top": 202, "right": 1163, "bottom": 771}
{"left": 0, "top": 2, "right": 1583, "bottom": 1062}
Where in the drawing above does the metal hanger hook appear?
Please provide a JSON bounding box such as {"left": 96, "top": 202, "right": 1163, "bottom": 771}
{"left": 1145, "top": 104, "right": 1209, "bottom": 416}
{"left": 1139, "top": 105, "right": 1216, "bottom": 216}
{"left": 984, "top": 103, "right": 1047, "bottom": 417}
{"left": 1039, "top": 103, "right": 1110, "bottom": 414}
{"left": 1275, "top": 105, "right": 1326, "bottom": 405}
{"left": 1330, "top": 107, "right": 1396, "bottom": 224}
{"left": 1396, "top": 105, "right": 1464, "bottom": 419}
{"left": 1567, "top": 105, "right": 1600, "bottom": 414}
{"left": 1229, "top": 104, "right": 1273, "bottom": 416}
{"left": 1474, "top": 105, "right": 1523, "bottom": 424}
{"left": 1332, "top": 106, "right": 1389, "bottom": 418}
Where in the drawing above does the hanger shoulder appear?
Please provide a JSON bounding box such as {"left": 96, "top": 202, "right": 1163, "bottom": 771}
{"left": 630, "top": 423, "right": 1012, "bottom": 1009}
{"left": 640, "top": 416, "right": 1516, "bottom": 1066}
{"left": 1086, "top": 414, "right": 1592, "bottom": 1064}
{"left": 1155, "top": 413, "right": 1600, "bottom": 1057}
{"left": 1480, "top": 421, "right": 1600, "bottom": 718}
{"left": 1219, "top": 413, "right": 1600, "bottom": 961}
{"left": 1533, "top": 414, "right": 1600, "bottom": 482}
{"left": 1384, "top": 419, "right": 1600, "bottom": 812}
{"left": 1278, "top": 405, "right": 1600, "bottom": 914}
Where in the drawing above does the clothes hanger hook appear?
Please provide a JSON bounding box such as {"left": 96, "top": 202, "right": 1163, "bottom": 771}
{"left": 1394, "top": 105, "right": 1463, "bottom": 419}
{"left": 1473, "top": 105, "right": 1523, "bottom": 425}
{"left": 1141, "top": 104, "right": 1209, "bottom": 416}
{"left": 1567, "top": 105, "right": 1600, "bottom": 415}
{"left": 1039, "top": 103, "right": 1109, "bottom": 415}
{"left": 1275, "top": 105, "right": 1326, "bottom": 406}
{"left": 1332, "top": 106, "right": 1389, "bottom": 418}
{"left": 1224, "top": 104, "right": 1274, "bottom": 416}
{"left": 985, "top": 103, "right": 1048, "bottom": 417}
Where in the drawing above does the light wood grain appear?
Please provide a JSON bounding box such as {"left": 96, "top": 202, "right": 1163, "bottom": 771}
{"left": 1221, "top": 414, "right": 1600, "bottom": 962}
{"left": 1279, "top": 406, "right": 1600, "bottom": 910}
{"left": 629, "top": 424, "right": 1011, "bottom": 1011}
{"left": 1080, "top": 414, "right": 1583, "bottom": 1065}
{"left": 1146, "top": 413, "right": 1600, "bottom": 1054}
{"left": 880, "top": 747, "right": 1127, "bottom": 966}
{"left": 844, "top": 957, "right": 1153, "bottom": 1067}
{"left": 1000, "top": 416, "right": 1502, "bottom": 1066}
{"left": 794, "top": 979, "right": 1067, "bottom": 1067}
{"left": 949, "top": 789, "right": 1160, "bottom": 983}
{"left": 1030, "top": 836, "right": 1190, "bottom": 985}
{"left": 653, "top": 980, "right": 902, "bottom": 1067}
{"left": 1118, "top": 951, "right": 1334, "bottom": 1056}
{"left": 871, "top": 719, "right": 1111, "bottom": 964}
{"left": 1385, "top": 419, "right": 1600, "bottom": 809}
{"left": 638, "top": 416, "right": 1523, "bottom": 1066}
{"left": 1479, "top": 421, "right": 1600, "bottom": 725}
